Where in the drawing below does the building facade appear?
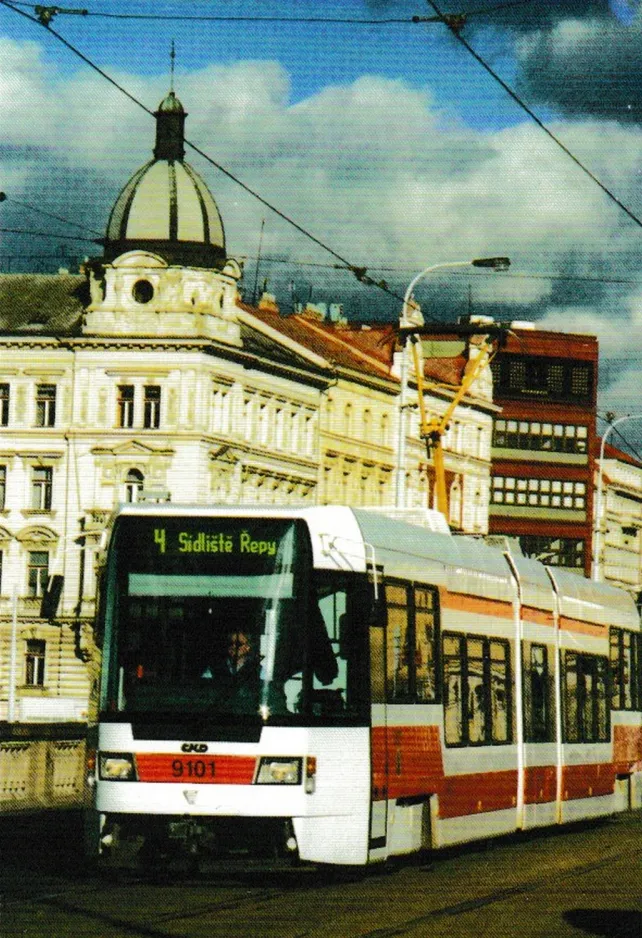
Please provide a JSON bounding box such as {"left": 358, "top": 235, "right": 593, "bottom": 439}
{"left": 594, "top": 441, "right": 642, "bottom": 592}
{"left": 489, "top": 323, "right": 598, "bottom": 577}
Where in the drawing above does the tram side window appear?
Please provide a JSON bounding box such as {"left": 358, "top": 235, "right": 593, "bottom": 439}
{"left": 490, "top": 639, "right": 511, "bottom": 743}
{"left": 610, "top": 628, "right": 638, "bottom": 711}
{"left": 467, "top": 638, "right": 486, "bottom": 744}
{"left": 523, "top": 642, "right": 554, "bottom": 742}
{"left": 386, "top": 584, "right": 411, "bottom": 700}
{"left": 564, "top": 652, "right": 609, "bottom": 743}
{"left": 312, "top": 575, "right": 370, "bottom": 720}
{"left": 442, "top": 632, "right": 512, "bottom": 747}
{"left": 385, "top": 582, "right": 439, "bottom": 704}
{"left": 443, "top": 634, "right": 464, "bottom": 744}
{"left": 415, "top": 587, "right": 438, "bottom": 702}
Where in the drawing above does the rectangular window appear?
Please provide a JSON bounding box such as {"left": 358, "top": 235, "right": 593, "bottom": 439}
{"left": 31, "top": 466, "right": 53, "bottom": 510}
{"left": 25, "top": 639, "right": 46, "bottom": 686}
{"left": 385, "top": 582, "right": 439, "bottom": 704}
{"left": 524, "top": 642, "right": 553, "bottom": 741}
{"left": 35, "top": 384, "right": 56, "bottom": 427}
{"left": 28, "top": 551, "right": 49, "bottom": 598}
{"left": 490, "top": 640, "right": 511, "bottom": 743}
{"left": 492, "top": 356, "right": 593, "bottom": 402}
{"left": 491, "top": 476, "right": 586, "bottom": 511}
{"left": 386, "top": 583, "right": 411, "bottom": 700}
{"left": 442, "top": 632, "right": 512, "bottom": 746}
{"left": 0, "top": 465, "right": 6, "bottom": 510}
{"left": 414, "top": 587, "right": 437, "bottom": 702}
{"left": 492, "top": 419, "right": 588, "bottom": 454}
{"left": 443, "top": 634, "right": 464, "bottom": 745}
{"left": 0, "top": 383, "right": 9, "bottom": 426}
{"left": 212, "top": 385, "right": 232, "bottom": 434}
{"left": 610, "top": 628, "right": 638, "bottom": 711}
{"left": 564, "top": 652, "right": 609, "bottom": 743}
{"left": 143, "top": 385, "right": 161, "bottom": 429}
{"left": 467, "top": 637, "right": 487, "bottom": 743}
{"left": 117, "top": 384, "right": 135, "bottom": 428}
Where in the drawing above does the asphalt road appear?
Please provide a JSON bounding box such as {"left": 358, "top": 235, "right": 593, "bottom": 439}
{"left": 1, "top": 810, "right": 640, "bottom": 937}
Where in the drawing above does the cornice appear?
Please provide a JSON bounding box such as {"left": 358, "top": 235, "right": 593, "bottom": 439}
{"left": 209, "top": 438, "right": 317, "bottom": 473}
{"left": 62, "top": 334, "right": 332, "bottom": 389}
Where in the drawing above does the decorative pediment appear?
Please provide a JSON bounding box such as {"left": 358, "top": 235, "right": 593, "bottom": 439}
{"left": 91, "top": 439, "right": 175, "bottom": 458}
{"left": 0, "top": 525, "right": 13, "bottom": 543}
{"left": 15, "top": 525, "right": 59, "bottom": 545}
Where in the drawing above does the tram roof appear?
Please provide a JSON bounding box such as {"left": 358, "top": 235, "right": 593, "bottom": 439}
{"left": 352, "top": 509, "right": 515, "bottom": 604}
{"left": 547, "top": 566, "right": 639, "bottom": 631}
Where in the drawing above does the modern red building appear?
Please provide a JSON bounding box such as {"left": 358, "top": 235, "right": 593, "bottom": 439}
{"left": 489, "top": 323, "right": 598, "bottom": 577}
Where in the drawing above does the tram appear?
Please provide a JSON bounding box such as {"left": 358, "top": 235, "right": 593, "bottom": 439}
{"left": 86, "top": 504, "right": 642, "bottom": 868}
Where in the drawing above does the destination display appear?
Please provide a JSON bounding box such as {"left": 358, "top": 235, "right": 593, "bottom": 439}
{"left": 113, "top": 516, "right": 306, "bottom": 576}
{"left": 153, "top": 527, "right": 279, "bottom": 557}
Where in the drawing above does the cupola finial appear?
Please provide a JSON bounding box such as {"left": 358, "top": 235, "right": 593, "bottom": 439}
{"left": 154, "top": 45, "right": 186, "bottom": 162}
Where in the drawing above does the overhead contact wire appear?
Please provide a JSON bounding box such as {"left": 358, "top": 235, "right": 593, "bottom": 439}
{"left": 424, "top": 0, "right": 642, "bottom": 233}
{"left": 0, "top": 0, "right": 421, "bottom": 310}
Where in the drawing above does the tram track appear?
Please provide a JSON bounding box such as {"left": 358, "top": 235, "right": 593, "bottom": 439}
{"left": 6, "top": 818, "right": 641, "bottom": 938}
{"left": 354, "top": 846, "right": 639, "bottom": 938}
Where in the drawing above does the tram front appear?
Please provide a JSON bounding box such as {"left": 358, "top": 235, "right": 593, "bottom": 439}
{"left": 88, "top": 507, "right": 373, "bottom": 868}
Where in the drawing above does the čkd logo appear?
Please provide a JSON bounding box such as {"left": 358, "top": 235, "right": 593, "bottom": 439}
{"left": 181, "top": 743, "right": 209, "bottom": 753}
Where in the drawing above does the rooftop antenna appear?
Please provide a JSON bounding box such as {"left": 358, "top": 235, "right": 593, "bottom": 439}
{"left": 252, "top": 217, "right": 265, "bottom": 305}
{"left": 170, "top": 39, "right": 176, "bottom": 91}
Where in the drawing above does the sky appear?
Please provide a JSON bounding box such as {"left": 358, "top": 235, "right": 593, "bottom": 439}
{"left": 3, "top": 0, "right": 642, "bottom": 448}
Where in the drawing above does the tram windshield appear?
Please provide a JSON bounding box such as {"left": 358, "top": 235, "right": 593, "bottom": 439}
{"left": 100, "top": 515, "right": 369, "bottom": 726}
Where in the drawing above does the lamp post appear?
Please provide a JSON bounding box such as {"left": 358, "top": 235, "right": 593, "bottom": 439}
{"left": 592, "top": 413, "right": 642, "bottom": 581}
{"left": 394, "top": 256, "right": 510, "bottom": 510}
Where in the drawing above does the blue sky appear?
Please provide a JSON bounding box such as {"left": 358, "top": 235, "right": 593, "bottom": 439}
{"left": 3, "top": 0, "right": 642, "bottom": 432}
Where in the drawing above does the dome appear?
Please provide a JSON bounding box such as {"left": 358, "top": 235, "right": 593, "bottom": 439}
{"left": 103, "top": 92, "right": 226, "bottom": 269}
{"left": 157, "top": 89, "right": 185, "bottom": 114}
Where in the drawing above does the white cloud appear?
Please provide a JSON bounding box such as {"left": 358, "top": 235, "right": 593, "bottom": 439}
{"left": 3, "top": 35, "right": 642, "bottom": 416}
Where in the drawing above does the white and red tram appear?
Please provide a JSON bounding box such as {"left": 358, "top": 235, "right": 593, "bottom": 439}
{"left": 87, "top": 504, "right": 642, "bottom": 868}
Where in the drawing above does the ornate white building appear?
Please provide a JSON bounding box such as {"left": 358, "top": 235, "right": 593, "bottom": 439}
{"left": 0, "top": 91, "right": 495, "bottom": 721}
{"left": 594, "top": 441, "right": 642, "bottom": 592}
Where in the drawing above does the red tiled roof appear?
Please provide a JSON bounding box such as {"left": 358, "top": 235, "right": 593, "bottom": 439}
{"left": 602, "top": 440, "right": 642, "bottom": 469}
{"left": 424, "top": 355, "right": 467, "bottom": 386}
{"left": 241, "top": 303, "right": 478, "bottom": 394}
{"left": 240, "top": 302, "right": 395, "bottom": 378}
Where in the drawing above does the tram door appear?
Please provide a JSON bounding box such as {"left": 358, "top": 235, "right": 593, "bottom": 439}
{"left": 369, "top": 614, "right": 388, "bottom": 853}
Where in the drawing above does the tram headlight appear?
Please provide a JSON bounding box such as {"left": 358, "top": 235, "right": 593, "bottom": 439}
{"left": 98, "top": 752, "right": 137, "bottom": 781}
{"left": 255, "top": 757, "right": 302, "bottom": 785}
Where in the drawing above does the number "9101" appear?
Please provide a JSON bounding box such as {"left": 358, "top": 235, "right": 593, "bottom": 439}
{"left": 172, "top": 759, "right": 216, "bottom": 779}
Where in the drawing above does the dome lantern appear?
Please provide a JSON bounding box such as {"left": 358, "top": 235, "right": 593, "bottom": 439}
{"left": 154, "top": 90, "right": 186, "bottom": 161}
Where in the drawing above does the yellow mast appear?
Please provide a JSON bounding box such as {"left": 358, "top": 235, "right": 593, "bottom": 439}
{"left": 408, "top": 330, "right": 501, "bottom": 520}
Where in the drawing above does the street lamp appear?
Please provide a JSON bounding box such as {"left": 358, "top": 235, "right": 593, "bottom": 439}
{"left": 592, "top": 413, "right": 642, "bottom": 581}
{"left": 394, "top": 256, "right": 510, "bottom": 510}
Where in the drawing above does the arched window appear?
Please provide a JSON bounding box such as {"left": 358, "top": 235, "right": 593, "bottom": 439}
{"left": 124, "top": 468, "right": 144, "bottom": 503}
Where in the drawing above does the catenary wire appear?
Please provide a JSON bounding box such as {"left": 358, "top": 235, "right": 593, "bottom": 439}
{"left": 0, "top": 227, "right": 97, "bottom": 243}
{"left": 0, "top": 0, "right": 507, "bottom": 321}
{"left": 9, "top": 0, "right": 541, "bottom": 26}
{"left": 5, "top": 1, "right": 633, "bottom": 308}
{"left": 423, "top": 0, "right": 642, "bottom": 234}
{"left": 0, "top": 194, "right": 103, "bottom": 237}
{"left": 597, "top": 414, "right": 642, "bottom": 465}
